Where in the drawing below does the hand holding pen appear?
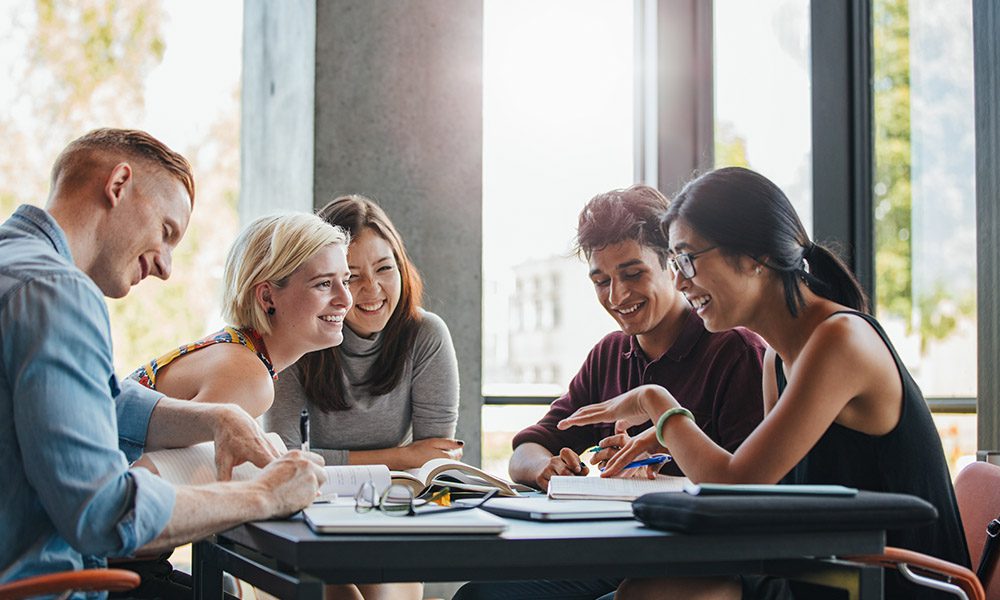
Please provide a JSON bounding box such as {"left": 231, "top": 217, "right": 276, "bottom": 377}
{"left": 587, "top": 424, "right": 671, "bottom": 478}
{"left": 583, "top": 445, "right": 671, "bottom": 472}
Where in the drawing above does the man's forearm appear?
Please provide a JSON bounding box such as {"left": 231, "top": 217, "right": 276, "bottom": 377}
{"left": 139, "top": 481, "right": 269, "bottom": 553}
{"left": 144, "top": 398, "right": 230, "bottom": 450}
{"left": 509, "top": 443, "right": 554, "bottom": 487}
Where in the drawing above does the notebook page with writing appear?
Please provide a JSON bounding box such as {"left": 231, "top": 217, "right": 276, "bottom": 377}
{"left": 319, "top": 464, "right": 391, "bottom": 499}
{"left": 547, "top": 475, "right": 688, "bottom": 501}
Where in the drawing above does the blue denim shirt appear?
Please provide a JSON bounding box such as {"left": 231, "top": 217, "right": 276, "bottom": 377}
{"left": 0, "top": 205, "right": 176, "bottom": 598}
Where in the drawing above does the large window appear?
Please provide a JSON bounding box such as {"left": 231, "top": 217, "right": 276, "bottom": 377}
{"left": 481, "top": 0, "right": 634, "bottom": 474}
{"left": 713, "top": 0, "right": 813, "bottom": 233}
{"left": 872, "top": 0, "right": 977, "bottom": 472}
{"left": 0, "top": 0, "right": 242, "bottom": 575}
{"left": 0, "top": 0, "right": 242, "bottom": 375}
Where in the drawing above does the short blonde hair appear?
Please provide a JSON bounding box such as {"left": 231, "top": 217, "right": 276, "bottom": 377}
{"left": 222, "top": 213, "right": 349, "bottom": 335}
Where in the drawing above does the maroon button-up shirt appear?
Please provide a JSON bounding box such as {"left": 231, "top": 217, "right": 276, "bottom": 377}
{"left": 513, "top": 309, "right": 766, "bottom": 475}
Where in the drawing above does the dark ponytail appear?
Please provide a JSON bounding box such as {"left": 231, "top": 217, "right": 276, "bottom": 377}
{"left": 662, "top": 167, "right": 868, "bottom": 316}
{"left": 802, "top": 242, "right": 869, "bottom": 314}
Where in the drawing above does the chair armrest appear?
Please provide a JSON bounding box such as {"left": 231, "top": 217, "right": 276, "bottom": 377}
{"left": 0, "top": 568, "right": 141, "bottom": 600}
{"left": 847, "top": 546, "right": 984, "bottom": 600}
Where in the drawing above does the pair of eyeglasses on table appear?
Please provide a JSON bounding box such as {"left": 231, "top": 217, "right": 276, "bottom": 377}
{"left": 354, "top": 482, "right": 499, "bottom": 517}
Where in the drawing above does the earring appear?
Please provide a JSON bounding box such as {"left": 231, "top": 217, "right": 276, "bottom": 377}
{"left": 754, "top": 266, "right": 761, "bottom": 275}
{"left": 267, "top": 306, "right": 276, "bottom": 316}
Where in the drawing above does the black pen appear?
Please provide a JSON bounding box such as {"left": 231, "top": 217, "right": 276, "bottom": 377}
{"left": 300, "top": 409, "right": 310, "bottom": 452}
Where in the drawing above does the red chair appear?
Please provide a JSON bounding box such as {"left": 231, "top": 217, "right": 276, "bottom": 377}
{"left": 0, "top": 568, "right": 140, "bottom": 600}
{"left": 848, "top": 460, "right": 1000, "bottom": 600}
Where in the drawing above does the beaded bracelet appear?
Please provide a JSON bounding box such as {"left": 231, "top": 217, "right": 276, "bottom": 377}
{"left": 655, "top": 407, "right": 695, "bottom": 447}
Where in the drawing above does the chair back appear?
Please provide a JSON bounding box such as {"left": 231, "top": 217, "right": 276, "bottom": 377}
{"left": 955, "top": 461, "right": 1000, "bottom": 600}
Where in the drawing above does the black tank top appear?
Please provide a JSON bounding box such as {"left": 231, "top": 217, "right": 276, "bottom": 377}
{"left": 776, "top": 311, "right": 970, "bottom": 599}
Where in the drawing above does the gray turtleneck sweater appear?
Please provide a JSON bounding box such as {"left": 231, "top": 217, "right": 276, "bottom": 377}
{"left": 263, "top": 309, "right": 459, "bottom": 465}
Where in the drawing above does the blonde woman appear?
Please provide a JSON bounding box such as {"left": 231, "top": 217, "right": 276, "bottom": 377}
{"left": 130, "top": 213, "right": 352, "bottom": 421}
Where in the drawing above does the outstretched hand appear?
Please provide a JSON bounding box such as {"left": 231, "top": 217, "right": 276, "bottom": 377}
{"left": 558, "top": 385, "right": 674, "bottom": 432}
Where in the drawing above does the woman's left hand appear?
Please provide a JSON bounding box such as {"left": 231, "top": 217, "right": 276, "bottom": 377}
{"left": 557, "top": 385, "right": 676, "bottom": 432}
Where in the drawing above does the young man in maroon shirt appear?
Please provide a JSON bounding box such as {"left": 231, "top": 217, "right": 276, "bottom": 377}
{"left": 453, "top": 185, "right": 768, "bottom": 600}
{"left": 508, "top": 184, "right": 766, "bottom": 491}
{"left": 453, "top": 186, "right": 766, "bottom": 600}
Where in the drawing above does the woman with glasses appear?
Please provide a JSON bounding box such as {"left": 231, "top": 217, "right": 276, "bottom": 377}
{"left": 264, "top": 194, "right": 461, "bottom": 600}
{"left": 559, "top": 167, "right": 969, "bottom": 600}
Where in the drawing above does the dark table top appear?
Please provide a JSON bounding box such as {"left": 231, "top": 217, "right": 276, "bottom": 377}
{"left": 214, "top": 513, "right": 885, "bottom": 583}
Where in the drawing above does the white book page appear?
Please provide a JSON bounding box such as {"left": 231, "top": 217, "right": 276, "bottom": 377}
{"left": 547, "top": 475, "right": 688, "bottom": 501}
{"left": 145, "top": 432, "right": 288, "bottom": 485}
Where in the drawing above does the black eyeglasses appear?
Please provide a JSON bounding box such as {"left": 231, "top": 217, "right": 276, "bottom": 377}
{"left": 355, "top": 482, "right": 498, "bottom": 517}
{"left": 668, "top": 246, "right": 718, "bottom": 279}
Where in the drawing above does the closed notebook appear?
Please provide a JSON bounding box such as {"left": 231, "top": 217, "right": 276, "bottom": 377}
{"left": 303, "top": 505, "right": 509, "bottom": 534}
{"left": 547, "top": 475, "right": 688, "bottom": 501}
{"left": 476, "top": 497, "right": 635, "bottom": 521}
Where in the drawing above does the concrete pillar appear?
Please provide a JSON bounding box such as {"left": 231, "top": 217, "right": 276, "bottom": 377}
{"left": 242, "top": 0, "right": 484, "bottom": 466}
{"left": 241, "top": 0, "right": 316, "bottom": 220}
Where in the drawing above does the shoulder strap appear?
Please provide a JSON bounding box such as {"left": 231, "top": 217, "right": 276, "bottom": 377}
{"left": 774, "top": 355, "right": 787, "bottom": 397}
{"left": 977, "top": 516, "right": 1000, "bottom": 582}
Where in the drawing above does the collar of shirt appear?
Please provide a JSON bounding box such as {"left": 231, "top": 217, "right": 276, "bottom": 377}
{"left": 623, "top": 308, "right": 706, "bottom": 364}
{"left": 7, "top": 205, "right": 73, "bottom": 263}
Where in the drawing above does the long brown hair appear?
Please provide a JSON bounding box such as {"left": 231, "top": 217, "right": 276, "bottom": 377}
{"left": 300, "top": 195, "right": 424, "bottom": 411}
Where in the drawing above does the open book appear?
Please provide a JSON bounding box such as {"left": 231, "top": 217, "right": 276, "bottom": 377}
{"left": 390, "top": 458, "right": 533, "bottom": 498}
{"left": 547, "top": 474, "right": 688, "bottom": 501}
{"left": 142, "top": 437, "right": 529, "bottom": 500}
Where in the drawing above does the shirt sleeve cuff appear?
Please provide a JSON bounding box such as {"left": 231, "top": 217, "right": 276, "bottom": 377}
{"left": 512, "top": 427, "right": 565, "bottom": 455}
{"left": 112, "top": 468, "right": 176, "bottom": 557}
{"left": 116, "top": 379, "right": 164, "bottom": 462}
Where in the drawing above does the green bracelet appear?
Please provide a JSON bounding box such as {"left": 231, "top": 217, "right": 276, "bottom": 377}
{"left": 655, "top": 407, "right": 695, "bottom": 447}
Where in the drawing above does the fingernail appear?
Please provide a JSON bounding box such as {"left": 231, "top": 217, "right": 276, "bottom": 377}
{"left": 456, "top": 440, "right": 465, "bottom": 446}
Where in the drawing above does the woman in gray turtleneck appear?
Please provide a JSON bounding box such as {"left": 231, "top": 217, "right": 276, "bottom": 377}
{"left": 265, "top": 194, "right": 461, "bottom": 469}
{"left": 264, "top": 195, "right": 460, "bottom": 600}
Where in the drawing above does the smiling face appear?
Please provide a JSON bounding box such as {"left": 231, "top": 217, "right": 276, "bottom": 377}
{"left": 92, "top": 168, "right": 191, "bottom": 298}
{"left": 667, "top": 218, "right": 764, "bottom": 332}
{"left": 345, "top": 227, "right": 402, "bottom": 338}
{"left": 588, "top": 240, "right": 687, "bottom": 353}
{"left": 267, "top": 244, "right": 353, "bottom": 351}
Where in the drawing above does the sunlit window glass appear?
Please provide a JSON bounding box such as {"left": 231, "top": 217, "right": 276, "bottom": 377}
{"left": 481, "top": 0, "right": 634, "bottom": 474}
{"left": 872, "top": 0, "right": 977, "bottom": 475}
{"left": 713, "top": 0, "right": 813, "bottom": 235}
{"left": 482, "top": 0, "right": 633, "bottom": 398}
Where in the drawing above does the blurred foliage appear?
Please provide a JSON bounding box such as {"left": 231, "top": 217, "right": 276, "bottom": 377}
{"left": 0, "top": 0, "right": 239, "bottom": 374}
{"left": 714, "top": 121, "right": 750, "bottom": 170}
{"left": 872, "top": 0, "right": 973, "bottom": 347}
{"left": 873, "top": 0, "right": 913, "bottom": 324}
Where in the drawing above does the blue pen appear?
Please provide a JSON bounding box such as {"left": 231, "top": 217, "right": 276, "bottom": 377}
{"left": 600, "top": 453, "right": 672, "bottom": 472}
